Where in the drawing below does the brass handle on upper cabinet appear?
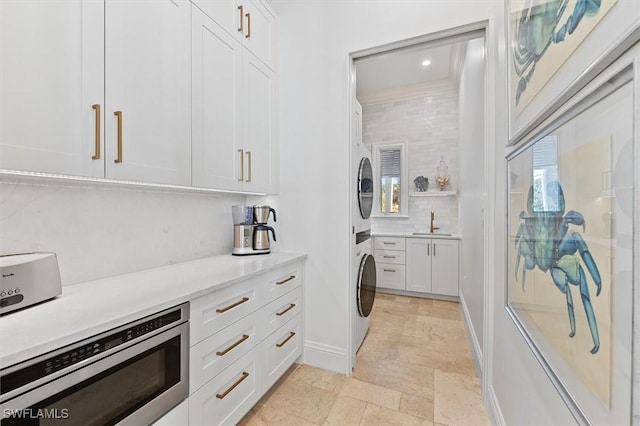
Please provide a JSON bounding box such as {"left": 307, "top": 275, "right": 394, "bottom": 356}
{"left": 245, "top": 151, "right": 252, "bottom": 182}
{"left": 216, "top": 372, "right": 249, "bottom": 399}
{"left": 92, "top": 104, "right": 101, "bottom": 160}
{"left": 276, "top": 275, "right": 296, "bottom": 285}
{"left": 245, "top": 13, "right": 251, "bottom": 38}
{"left": 237, "top": 5, "right": 244, "bottom": 32}
{"left": 276, "top": 303, "right": 296, "bottom": 317}
{"left": 216, "top": 297, "right": 249, "bottom": 313}
{"left": 238, "top": 149, "right": 244, "bottom": 181}
{"left": 216, "top": 334, "right": 249, "bottom": 356}
{"left": 114, "top": 111, "right": 123, "bottom": 163}
{"left": 276, "top": 332, "right": 295, "bottom": 348}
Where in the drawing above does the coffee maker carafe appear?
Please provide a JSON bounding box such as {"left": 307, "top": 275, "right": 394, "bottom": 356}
{"left": 231, "top": 205, "right": 277, "bottom": 256}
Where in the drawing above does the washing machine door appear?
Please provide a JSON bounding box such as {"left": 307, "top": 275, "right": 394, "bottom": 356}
{"left": 358, "top": 157, "right": 373, "bottom": 219}
{"left": 357, "top": 253, "right": 376, "bottom": 317}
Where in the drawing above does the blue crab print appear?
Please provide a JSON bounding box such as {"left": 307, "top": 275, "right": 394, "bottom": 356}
{"left": 513, "top": 0, "right": 603, "bottom": 105}
{"left": 515, "top": 181, "right": 602, "bottom": 354}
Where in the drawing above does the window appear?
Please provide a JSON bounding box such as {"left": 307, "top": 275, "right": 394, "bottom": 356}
{"left": 372, "top": 141, "right": 408, "bottom": 216}
{"left": 532, "top": 135, "right": 559, "bottom": 212}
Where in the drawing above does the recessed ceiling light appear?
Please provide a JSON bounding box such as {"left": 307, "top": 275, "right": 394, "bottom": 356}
{"left": 421, "top": 59, "right": 431, "bottom": 67}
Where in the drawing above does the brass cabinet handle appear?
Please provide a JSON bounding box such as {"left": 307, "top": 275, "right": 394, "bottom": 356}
{"left": 276, "top": 303, "right": 296, "bottom": 317}
{"left": 276, "top": 275, "right": 295, "bottom": 285}
{"left": 216, "top": 297, "right": 249, "bottom": 313}
{"left": 245, "top": 13, "right": 251, "bottom": 38}
{"left": 383, "top": 255, "right": 396, "bottom": 259}
{"left": 383, "top": 268, "right": 397, "bottom": 273}
{"left": 245, "top": 151, "right": 252, "bottom": 182}
{"left": 433, "top": 243, "right": 436, "bottom": 257}
{"left": 92, "top": 104, "right": 101, "bottom": 160}
{"left": 237, "top": 5, "right": 244, "bottom": 32}
{"left": 216, "top": 372, "right": 249, "bottom": 399}
{"left": 216, "top": 334, "right": 249, "bottom": 356}
{"left": 276, "top": 331, "right": 295, "bottom": 348}
{"left": 427, "top": 244, "right": 430, "bottom": 256}
{"left": 238, "top": 149, "right": 244, "bottom": 181}
{"left": 383, "top": 242, "right": 396, "bottom": 245}
{"left": 114, "top": 111, "right": 123, "bottom": 163}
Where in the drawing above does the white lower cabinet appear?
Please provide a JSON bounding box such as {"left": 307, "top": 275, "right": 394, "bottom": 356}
{"left": 153, "top": 399, "right": 189, "bottom": 426}
{"left": 187, "top": 261, "right": 304, "bottom": 425}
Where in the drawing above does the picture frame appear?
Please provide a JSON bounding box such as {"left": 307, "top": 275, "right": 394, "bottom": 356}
{"left": 506, "top": 0, "right": 640, "bottom": 145}
{"left": 505, "top": 46, "right": 639, "bottom": 424}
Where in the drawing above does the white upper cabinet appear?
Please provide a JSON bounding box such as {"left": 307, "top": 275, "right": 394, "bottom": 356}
{"left": 1, "top": 0, "right": 191, "bottom": 186}
{"left": 0, "top": 0, "right": 104, "bottom": 178}
{"left": 192, "top": 6, "right": 243, "bottom": 191}
{"left": 192, "top": 0, "right": 276, "bottom": 70}
{"left": 192, "top": 2, "right": 277, "bottom": 193}
{"left": 104, "top": 0, "right": 191, "bottom": 185}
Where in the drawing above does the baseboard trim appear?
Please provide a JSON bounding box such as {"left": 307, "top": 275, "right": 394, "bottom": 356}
{"left": 487, "top": 384, "right": 506, "bottom": 426}
{"left": 303, "top": 340, "right": 348, "bottom": 374}
{"left": 459, "top": 293, "right": 483, "bottom": 381}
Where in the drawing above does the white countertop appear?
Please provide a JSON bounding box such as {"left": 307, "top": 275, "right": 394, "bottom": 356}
{"left": 372, "top": 232, "right": 462, "bottom": 239}
{"left": 0, "top": 252, "right": 306, "bottom": 368}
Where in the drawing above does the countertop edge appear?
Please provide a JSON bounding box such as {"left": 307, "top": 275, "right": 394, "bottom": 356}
{"left": 372, "top": 232, "right": 462, "bottom": 239}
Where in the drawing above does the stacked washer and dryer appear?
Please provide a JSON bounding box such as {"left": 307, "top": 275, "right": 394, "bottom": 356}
{"left": 353, "top": 147, "right": 377, "bottom": 353}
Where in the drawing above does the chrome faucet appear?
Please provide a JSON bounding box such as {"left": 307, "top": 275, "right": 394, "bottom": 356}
{"left": 430, "top": 210, "right": 440, "bottom": 233}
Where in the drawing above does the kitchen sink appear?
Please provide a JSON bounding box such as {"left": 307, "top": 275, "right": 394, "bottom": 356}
{"left": 412, "top": 232, "right": 452, "bottom": 236}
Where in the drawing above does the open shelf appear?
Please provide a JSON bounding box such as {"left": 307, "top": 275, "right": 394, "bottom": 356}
{"left": 409, "top": 190, "right": 456, "bottom": 197}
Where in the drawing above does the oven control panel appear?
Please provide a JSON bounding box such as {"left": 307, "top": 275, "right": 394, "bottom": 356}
{"left": 1, "top": 307, "right": 183, "bottom": 396}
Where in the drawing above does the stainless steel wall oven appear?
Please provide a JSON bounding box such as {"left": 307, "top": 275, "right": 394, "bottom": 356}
{"left": 0, "top": 303, "right": 189, "bottom": 425}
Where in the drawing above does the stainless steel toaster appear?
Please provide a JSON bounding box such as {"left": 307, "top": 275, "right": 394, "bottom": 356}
{"left": 0, "top": 252, "right": 62, "bottom": 315}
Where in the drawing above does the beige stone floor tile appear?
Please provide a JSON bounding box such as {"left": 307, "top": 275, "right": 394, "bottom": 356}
{"left": 352, "top": 356, "right": 434, "bottom": 399}
{"left": 399, "top": 393, "right": 434, "bottom": 421}
{"left": 323, "top": 395, "right": 367, "bottom": 426}
{"left": 240, "top": 404, "right": 319, "bottom": 426}
{"left": 339, "top": 377, "right": 402, "bottom": 410}
{"left": 396, "top": 344, "right": 477, "bottom": 376}
{"left": 360, "top": 404, "right": 434, "bottom": 426}
{"left": 259, "top": 378, "right": 338, "bottom": 424}
{"left": 289, "top": 364, "right": 346, "bottom": 392}
{"left": 433, "top": 370, "right": 490, "bottom": 426}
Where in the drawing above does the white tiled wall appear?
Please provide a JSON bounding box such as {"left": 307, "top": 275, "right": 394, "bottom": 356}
{"left": 362, "top": 87, "right": 459, "bottom": 234}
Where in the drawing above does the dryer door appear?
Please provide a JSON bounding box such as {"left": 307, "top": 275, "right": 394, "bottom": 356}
{"left": 357, "top": 253, "right": 376, "bottom": 317}
{"left": 358, "top": 157, "right": 373, "bottom": 219}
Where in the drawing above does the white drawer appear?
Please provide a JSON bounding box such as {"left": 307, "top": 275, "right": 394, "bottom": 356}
{"left": 264, "top": 262, "right": 303, "bottom": 304}
{"left": 190, "top": 310, "right": 261, "bottom": 394}
{"left": 376, "top": 263, "right": 406, "bottom": 290}
{"left": 374, "top": 236, "right": 405, "bottom": 251}
{"left": 263, "top": 314, "right": 303, "bottom": 391}
{"left": 190, "top": 277, "right": 264, "bottom": 345}
{"left": 261, "top": 286, "right": 303, "bottom": 338}
{"left": 189, "top": 345, "right": 262, "bottom": 426}
{"left": 374, "top": 249, "right": 406, "bottom": 265}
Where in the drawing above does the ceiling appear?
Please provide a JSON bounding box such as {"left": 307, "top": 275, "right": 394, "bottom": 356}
{"left": 355, "top": 42, "right": 463, "bottom": 98}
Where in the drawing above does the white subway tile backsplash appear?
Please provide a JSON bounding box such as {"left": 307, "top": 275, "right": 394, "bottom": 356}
{"left": 362, "top": 88, "right": 459, "bottom": 233}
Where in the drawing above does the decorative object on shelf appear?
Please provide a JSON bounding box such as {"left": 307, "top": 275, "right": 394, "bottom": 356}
{"left": 435, "top": 157, "right": 449, "bottom": 191}
{"left": 413, "top": 176, "right": 429, "bottom": 192}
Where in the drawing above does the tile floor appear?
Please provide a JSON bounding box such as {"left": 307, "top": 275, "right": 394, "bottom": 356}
{"left": 239, "top": 293, "right": 490, "bottom": 425}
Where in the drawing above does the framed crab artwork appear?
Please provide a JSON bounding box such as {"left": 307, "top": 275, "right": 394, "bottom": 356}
{"left": 506, "top": 48, "right": 639, "bottom": 424}
{"left": 506, "top": 0, "right": 640, "bottom": 144}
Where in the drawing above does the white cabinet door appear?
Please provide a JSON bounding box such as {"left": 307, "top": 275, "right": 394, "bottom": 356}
{"left": 406, "top": 238, "right": 432, "bottom": 293}
{"left": 104, "top": 0, "right": 191, "bottom": 185}
{"left": 152, "top": 399, "right": 188, "bottom": 426}
{"left": 192, "top": 6, "right": 243, "bottom": 190}
{"left": 242, "top": 53, "right": 276, "bottom": 193}
{"left": 431, "top": 239, "right": 459, "bottom": 296}
{"left": 0, "top": 0, "right": 104, "bottom": 177}
{"left": 240, "top": 0, "right": 276, "bottom": 69}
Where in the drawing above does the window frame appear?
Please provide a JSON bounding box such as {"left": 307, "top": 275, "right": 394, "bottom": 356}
{"left": 370, "top": 140, "right": 409, "bottom": 217}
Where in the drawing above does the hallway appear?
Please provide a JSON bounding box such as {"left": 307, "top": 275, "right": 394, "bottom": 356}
{"left": 240, "top": 293, "right": 490, "bottom": 425}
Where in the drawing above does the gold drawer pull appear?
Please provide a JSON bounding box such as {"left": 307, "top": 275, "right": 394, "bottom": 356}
{"left": 216, "top": 334, "right": 249, "bottom": 356}
{"left": 383, "top": 255, "right": 396, "bottom": 259}
{"left": 383, "top": 242, "right": 396, "bottom": 245}
{"left": 383, "top": 268, "right": 397, "bottom": 273}
{"left": 92, "top": 104, "right": 101, "bottom": 160}
{"left": 276, "top": 275, "right": 295, "bottom": 285}
{"left": 276, "top": 303, "right": 296, "bottom": 317}
{"left": 276, "top": 332, "right": 296, "bottom": 348}
{"left": 216, "top": 297, "right": 249, "bottom": 313}
{"left": 216, "top": 372, "right": 249, "bottom": 399}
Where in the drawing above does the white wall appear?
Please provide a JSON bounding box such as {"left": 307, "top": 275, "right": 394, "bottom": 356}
{"left": 362, "top": 88, "right": 459, "bottom": 234}
{"left": 457, "top": 38, "right": 485, "bottom": 364}
{"left": 0, "top": 177, "right": 244, "bottom": 286}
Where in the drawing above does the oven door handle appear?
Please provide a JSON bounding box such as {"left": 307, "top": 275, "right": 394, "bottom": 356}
{"left": 0, "top": 322, "right": 189, "bottom": 424}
